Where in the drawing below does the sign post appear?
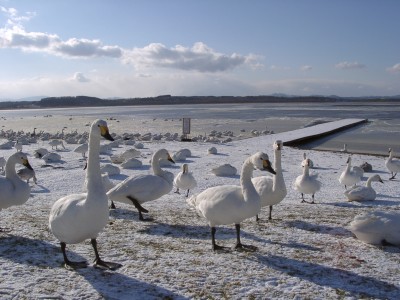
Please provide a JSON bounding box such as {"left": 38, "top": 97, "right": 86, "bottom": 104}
{"left": 182, "top": 118, "right": 191, "bottom": 141}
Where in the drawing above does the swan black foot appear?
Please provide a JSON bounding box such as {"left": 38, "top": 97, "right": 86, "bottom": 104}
{"left": 234, "top": 243, "right": 258, "bottom": 252}
{"left": 93, "top": 258, "right": 122, "bottom": 271}
{"left": 61, "top": 242, "right": 88, "bottom": 270}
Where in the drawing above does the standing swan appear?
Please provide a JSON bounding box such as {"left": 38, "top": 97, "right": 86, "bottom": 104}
{"left": 294, "top": 158, "right": 321, "bottom": 204}
{"left": 0, "top": 152, "right": 34, "bottom": 231}
{"left": 174, "top": 163, "right": 197, "bottom": 197}
{"left": 49, "top": 119, "right": 120, "bottom": 270}
{"left": 252, "top": 140, "right": 287, "bottom": 221}
{"left": 107, "top": 149, "right": 175, "bottom": 221}
{"left": 344, "top": 174, "right": 383, "bottom": 201}
{"left": 187, "top": 152, "right": 275, "bottom": 251}
{"left": 338, "top": 156, "right": 362, "bottom": 189}
{"left": 386, "top": 148, "right": 400, "bottom": 180}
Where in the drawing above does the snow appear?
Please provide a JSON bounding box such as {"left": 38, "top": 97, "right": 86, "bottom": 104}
{"left": 0, "top": 118, "right": 399, "bottom": 299}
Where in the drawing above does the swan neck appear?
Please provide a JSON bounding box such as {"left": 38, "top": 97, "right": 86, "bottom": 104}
{"left": 151, "top": 152, "right": 163, "bottom": 176}
{"left": 240, "top": 157, "right": 259, "bottom": 202}
{"left": 5, "top": 159, "right": 19, "bottom": 180}
{"left": 366, "top": 177, "right": 373, "bottom": 187}
{"left": 273, "top": 149, "right": 285, "bottom": 191}
{"left": 303, "top": 165, "right": 310, "bottom": 176}
{"left": 86, "top": 131, "right": 102, "bottom": 195}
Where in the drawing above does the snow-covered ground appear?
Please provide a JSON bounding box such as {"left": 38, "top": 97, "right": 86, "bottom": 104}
{"left": 0, "top": 120, "right": 399, "bottom": 299}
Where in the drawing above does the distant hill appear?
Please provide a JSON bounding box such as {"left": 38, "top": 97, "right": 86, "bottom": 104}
{"left": 0, "top": 95, "right": 399, "bottom": 110}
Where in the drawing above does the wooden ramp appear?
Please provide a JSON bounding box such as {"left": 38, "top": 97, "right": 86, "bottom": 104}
{"left": 277, "top": 118, "right": 368, "bottom": 146}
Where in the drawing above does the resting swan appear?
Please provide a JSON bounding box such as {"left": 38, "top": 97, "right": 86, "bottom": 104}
{"left": 338, "top": 156, "right": 362, "bottom": 189}
{"left": 187, "top": 152, "right": 275, "bottom": 251}
{"left": 386, "top": 148, "right": 400, "bottom": 180}
{"left": 344, "top": 174, "right": 383, "bottom": 202}
{"left": 173, "top": 163, "right": 197, "bottom": 197}
{"left": 294, "top": 158, "right": 321, "bottom": 204}
{"left": 0, "top": 152, "right": 34, "bottom": 230}
{"left": 107, "top": 149, "right": 175, "bottom": 221}
{"left": 349, "top": 211, "right": 400, "bottom": 246}
{"left": 49, "top": 119, "right": 120, "bottom": 270}
{"left": 252, "top": 140, "right": 287, "bottom": 221}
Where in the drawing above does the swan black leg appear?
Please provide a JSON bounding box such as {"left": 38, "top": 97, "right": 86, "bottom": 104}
{"left": 211, "top": 227, "right": 225, "bottom": 251}
{"left": 110, "top": 200, "right": 116, "bottom": 209}
{"left": 185, "top": 189, "right": 190, "bottom": 197}
{"left": 234, "top": 224, "right": 243, "bottom": 249}
{"left": 174, "top": 188, "right": 180, "bottom": 194}
{"left": 255, "top": 214, "right": 260, "bottom": 222}
{"left": 268, "top": 206, "right": 273, "bottom": 220}
{"left": 60, "top": 242, "right": 88, "bottom": 269}
{"left": 91, "top": 239, "right": 121, "bottom": 270}
{"left": 127, "top": 196, "right": 151, "bottom": 221}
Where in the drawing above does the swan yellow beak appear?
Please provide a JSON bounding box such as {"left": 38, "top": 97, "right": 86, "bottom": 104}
{"left": 100, "top": 126, "right": 114, "bottom": 141}
{"left": 23, "top": 159, "right": 34, "bottom": 171}
{"left": 263, "top": 159, "right": 276, "bottom": 175}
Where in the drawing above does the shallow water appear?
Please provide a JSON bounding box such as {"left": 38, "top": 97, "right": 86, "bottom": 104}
{"left": 1, "top": 101, "right": 399, "bottom": 155}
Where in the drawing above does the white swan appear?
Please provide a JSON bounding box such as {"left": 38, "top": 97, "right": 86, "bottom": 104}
{"left": 349, "top": 211, "right": 400, "bottom": 246}
{"left": 252, "top": 140, "right": 287, "bottom": 220}
{"left": 338, "top": 156, "right": 362, "bottom": 189}
{"left": 385, "top": 148, "right": 400, "bottom": 180}
{"left": 211, "top": 164, "right": 237, "bottom": 176}
{"left": 49, "top": 119, "right": 120, "bottom": 270}
{"left": 187, "top": 152, "right": 275, "bottom": 251}
{"left": 294, "top": 158, "right": 321, "bottom": 204}
{"left": 73, "top": 143, "right": 88, "bottom": 158}
{"left": 17, "top": 167, "right": 37, "bottom": 184}
{"left": 344, "top": 174, "right": 383, "bottom": 202}
{"left": 0, "top": 152, "right": 34, "bottom": 230}
{"left": 107, "top": 149, "right": 175, "bottom": 221}
{"left": 174, "top": 163, "right": 197, "bottom": 197}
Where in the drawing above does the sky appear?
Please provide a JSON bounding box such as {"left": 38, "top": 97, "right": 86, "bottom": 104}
{"left": 0, "top": 0, "right": 400, "bottom": 100}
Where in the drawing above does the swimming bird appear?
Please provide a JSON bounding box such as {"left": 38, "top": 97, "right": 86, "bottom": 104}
{"left": 107, "top": 149, "right": 175, "bottom": 221}
{"left": 385, "top": 148, "right": 400, "bottom": 180}
{"left": 0, "top": 152, "right": 34, "bottom": 230}
{"left": 174, "top": 163, "right": 197, "bottom": 197}
{"left": 349, "top": 211, "right": 400, "bottom": 246}
{"left": 49, "top": 119, "right": 120, "bottom": 270}
{"left": 344, "top": 174, "right": 383, "bottom": 202}
{"left": 294, "top": 158, "right": 321, "bottom": 204}
{"left": 17, "top": 167, "right": 37, "bottom": 184}
{"left": 252, "top": 140, "right": 287, "bottom": 221}
{"left": 338, "top": 156, "right": 362, "bottom": 189}
{"left": 187, "top": 152, "right": 275, "bottom": 251}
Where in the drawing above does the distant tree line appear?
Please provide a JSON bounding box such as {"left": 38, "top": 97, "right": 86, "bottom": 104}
{"left": 0, "top": 95, "right": 399, "bottom": 110}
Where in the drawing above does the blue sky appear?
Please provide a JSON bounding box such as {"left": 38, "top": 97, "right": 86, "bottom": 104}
{"left": 1, "top": 0, "right": 399, "bottom": 100}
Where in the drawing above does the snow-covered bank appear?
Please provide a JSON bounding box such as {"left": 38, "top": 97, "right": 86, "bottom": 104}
{"left": 0, "top": 124, "right": 399, "bottom": 299}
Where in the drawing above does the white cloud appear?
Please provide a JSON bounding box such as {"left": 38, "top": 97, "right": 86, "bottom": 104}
{"left": 71, "top": 72, "right": 90, "bottom": 83}
{"left": 335, "top": 61, "right": 366, "bottom": 70}
{"left": 386, "top": 63, "right": 400, "bottom": 73}
{"left": 122, "top": 42, "right": 252, "bottom": 72}
{"left": 300, "top": 65, "right": 312, "bottom": 71}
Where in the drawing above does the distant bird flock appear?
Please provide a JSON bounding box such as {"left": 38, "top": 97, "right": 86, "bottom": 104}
{"left": 0, "top": 118, "right": 399, "bottom": 271}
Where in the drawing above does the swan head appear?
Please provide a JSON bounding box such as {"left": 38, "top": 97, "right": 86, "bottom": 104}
{"left": 371, "top": 174, "right": 384, "bottom": 183}
{"left": 274, "top": 140, "right": 283, "bottom": 151}
{"left": 154, "top": 149, "right": 175, "bottom": 164}
{"left": 252, "top": 152, "right": 276, "bottom": 175}
{"left": 12, "top": 152, "right": 33, "bottom": 170}
{"left": 182, "top": 163, "right": 189, "bottom": 173}
{"left": 92, "top": 119, "right": 114, "bottom": 141}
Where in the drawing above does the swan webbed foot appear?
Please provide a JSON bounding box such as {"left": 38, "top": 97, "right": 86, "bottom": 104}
{"left": 109, "top": 201, "right": 116, "bottom": 209}
{"left": 93, "top": 258, "right": 122, "bottom": 271}
{"left": 63, "top": 260, "right": 88, "bottom": 270}
{"left": 234, "top": 243, "right": 257, "bottom": 252}
{"left": 212, "top": 244, "right": 230, "bottom": 252}
{"left": 174, "top": 188, "right": 180, "bottom": 194}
